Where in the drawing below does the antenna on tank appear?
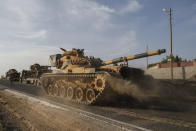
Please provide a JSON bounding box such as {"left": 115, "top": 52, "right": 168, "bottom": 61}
{"left": 60, "top": 47, "right": 66, "bottom": 52}
{"left": 146, "top": 45, "right": 149, "bottom": 69}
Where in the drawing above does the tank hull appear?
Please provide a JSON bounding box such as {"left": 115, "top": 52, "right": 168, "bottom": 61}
{"left": 40, "top": 72, "right": 133, "bottom": 105}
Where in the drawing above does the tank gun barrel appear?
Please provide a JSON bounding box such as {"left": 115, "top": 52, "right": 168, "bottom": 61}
{"left": 104, "top": 49, "right": 166, "bottom": 65}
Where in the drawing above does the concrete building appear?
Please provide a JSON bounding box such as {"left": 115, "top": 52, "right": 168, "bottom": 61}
{"left": 145, "top": 60, "right": 196, "bottom": 80}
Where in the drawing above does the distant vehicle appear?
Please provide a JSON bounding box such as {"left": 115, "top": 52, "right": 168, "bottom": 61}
{"left": 1, "top": 75, "right": 6, "bottom": 80}
{"left": 40, "top": 48, "right": 166, "bottom": 105}
{"left": 6, "top": 69, "right": 20, "bottom": 82}
{"left": 20, "top": 63, "right": 51, "bottom": 86}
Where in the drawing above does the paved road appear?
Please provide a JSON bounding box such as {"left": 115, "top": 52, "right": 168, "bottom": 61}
{"left": 0, "top": 80, "right": 196, "bottom": 131}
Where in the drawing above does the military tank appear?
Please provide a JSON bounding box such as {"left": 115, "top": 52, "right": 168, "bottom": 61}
{"left": 40, "top": 48, "right": 166, "bottom": 105}
{"left": 21, "top": 63, "right": 51, "bottom": 85}
{"left": 6, "top": 69, "right": 20, "bottom": 81}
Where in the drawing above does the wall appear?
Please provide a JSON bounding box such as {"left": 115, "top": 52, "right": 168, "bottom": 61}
{"left": 157, "top": 61, "right": 196, "bottom": 68}
{"left": 145, "top": 66, "right": 196, "bottom": 80}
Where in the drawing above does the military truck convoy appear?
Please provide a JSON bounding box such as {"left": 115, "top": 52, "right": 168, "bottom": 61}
{"left": 3, "top": 48, "right": 166, "bottom": 105}
{"left": 5, "top": 64, "right": 51, "bottom": 86}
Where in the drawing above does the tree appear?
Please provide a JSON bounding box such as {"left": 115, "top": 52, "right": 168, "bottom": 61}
{"left": 173, "top": 55, "right": 182, "bottom": 62}
{"left": 147, "top": 55, "right": 184, "bottom": 68}
{"left": 161, "top": 55, "right": 183, "bottom": 63}
{"left": 161, "top": 56, "right": 170, "bottom": 63}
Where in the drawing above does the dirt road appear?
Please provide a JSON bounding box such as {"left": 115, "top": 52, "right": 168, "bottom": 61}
{"left": 0, "top": 80, "right": 196, "bottom": 131}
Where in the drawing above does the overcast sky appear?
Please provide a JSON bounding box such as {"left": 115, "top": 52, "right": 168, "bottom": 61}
{"left": 0, "top": 0, "right": 196, "bottom": 75}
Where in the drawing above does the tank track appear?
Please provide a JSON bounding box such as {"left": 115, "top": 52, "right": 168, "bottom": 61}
{"left": 40, "top": 73, "right": 112, "bottom": 105}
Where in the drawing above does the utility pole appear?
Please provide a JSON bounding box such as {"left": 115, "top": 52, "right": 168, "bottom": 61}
{"left": 169, "top": 8, "right": 173, "bottom": 80}
{"left": 163, "top": 8, "right": 174, "bottom": 80}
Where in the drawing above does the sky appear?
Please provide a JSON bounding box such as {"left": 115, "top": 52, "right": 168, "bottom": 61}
{"left": 0, "top": 0, "right": 196, "bottom": 75}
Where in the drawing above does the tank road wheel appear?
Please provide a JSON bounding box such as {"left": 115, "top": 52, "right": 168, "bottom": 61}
{"left": 41, "top": 78, "right": 49, "bottom": 89}
{"left": 67, "top": 87, "right": 74, "bottom": 100}
{"left": 53, "top": 85, "right": 59, "bottom": 96}
{"left": 86, "top": 88, "right": 95, "bottom": 104}
{"left": 47, "top": 84, "right": 53, "bottom": 95}
{"left": 59, "top": 86, "right": 66, "bottom": 97}
{"left": 53, "top": 81, "right": 59, "bottom": 96}
{"left": 94, "top": 75, "right": 105, "bottom": 92}
{"left": 76, "top": 87, "right": 84, "bottom": 102}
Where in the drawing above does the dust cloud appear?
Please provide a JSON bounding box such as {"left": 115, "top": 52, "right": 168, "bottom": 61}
{"left": 105, "top": 75, "right": 159, "bottom": 102}
{"left": 105, "top": 75, "right": 196, "bottom": 104}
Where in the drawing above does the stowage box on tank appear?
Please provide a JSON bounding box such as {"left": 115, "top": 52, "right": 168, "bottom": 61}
{"left": 40, "top": 48, "right": 166, "bottom": 105}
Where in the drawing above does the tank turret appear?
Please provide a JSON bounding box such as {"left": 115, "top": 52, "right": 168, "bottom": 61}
{"left": 49, "top": 48, "right": 103, "bottom": 73}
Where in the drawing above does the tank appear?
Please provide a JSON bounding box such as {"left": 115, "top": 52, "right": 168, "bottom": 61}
{"left": 6, "top": 69, "right": 20, "bottom": 81}
{"left": 21, "top": 63, "right": 51, "bottom": 85}
{"left": 40, "top": 48, "right": 166, "bottom": 105}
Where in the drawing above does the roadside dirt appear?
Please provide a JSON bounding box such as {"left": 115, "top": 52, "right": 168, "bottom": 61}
{"left": 0, "top": 89, "right": 108, "bottom": 131}
{"left": 0, "top": 94, "right": 35, "bottom": 131}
